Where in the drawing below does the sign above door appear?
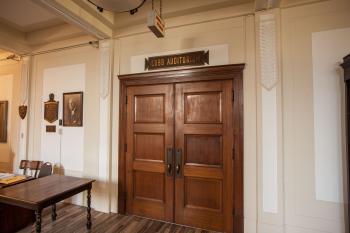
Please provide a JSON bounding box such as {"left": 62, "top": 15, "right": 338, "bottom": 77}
{"left": 145, "top": 50, "right": 209, "bottom": 71}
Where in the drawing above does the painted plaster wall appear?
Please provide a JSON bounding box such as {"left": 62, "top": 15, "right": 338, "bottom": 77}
{"left": 281, "top": 0, "right": 350, "bottom": 232}
{"left": 0, "top": 61, "right": 21, "bottom": 173}
{"left": 25, "top": 44, "right": 110, "bottom": 211}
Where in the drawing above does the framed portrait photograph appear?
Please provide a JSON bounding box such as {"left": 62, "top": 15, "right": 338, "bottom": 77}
{"left": 63, "top": 92, "right": 83, "bottom": 127}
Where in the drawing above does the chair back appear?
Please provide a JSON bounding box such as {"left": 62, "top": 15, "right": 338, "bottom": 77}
{"left": 19, "top": 160, "right": 28, "bottom": 175}
{"left": 19, "top": 160, "right": 43, "bottom": 178}
{"left": 38, "top": 162, "right": 53, "bottom": 178}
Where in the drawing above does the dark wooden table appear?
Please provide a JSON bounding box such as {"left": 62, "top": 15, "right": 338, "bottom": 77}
{"left": 0, "top": 174, "right": 95, "bottom": 233}
{"left": 0, "top": 176, "right": 36, "bottom": 233}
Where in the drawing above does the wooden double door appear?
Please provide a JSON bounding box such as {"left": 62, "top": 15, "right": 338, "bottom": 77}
{"left": 125, "top": 79, "right": 235, "bottom": 232}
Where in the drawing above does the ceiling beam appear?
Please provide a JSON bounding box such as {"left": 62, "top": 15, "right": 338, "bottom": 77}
{"left": 26, "top": 24, "right": 86, "bottom": 46}
{"left": 72, "top": 0, "right": 114, "bottom": 28}
{"left": 36, "top": 0, "right": 113, "bottom": 39}
{"left": 255, "top": 0, "right": 281, "bottom": 11}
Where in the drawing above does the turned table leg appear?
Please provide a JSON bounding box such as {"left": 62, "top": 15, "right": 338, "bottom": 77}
{"left": 51, "top": 204, "right": 57, "bottom": 221}
{"left": 86, "top": 187, "right": 92, "bottom": 229}
{"left": 35, "top": 209, "right": 42, "bottom": 233}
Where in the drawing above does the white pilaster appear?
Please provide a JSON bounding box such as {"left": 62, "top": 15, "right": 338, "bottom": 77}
{"left": 98, "top": 40, "right": 113, "bottom": 184}
{"left": 15, "top": 56, "right": 31, "bottom": 172}
{"left": 255, "top": 8, "right": 284, "bottom": 231}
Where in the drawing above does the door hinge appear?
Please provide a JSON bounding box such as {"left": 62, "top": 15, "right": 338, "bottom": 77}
{"left": 232, "top": 147, "right": 235, "bottom": 160}
{"left": 124, "top": 143, "right": 127, "bottom": 153}
{"left": 125, "top": 96, "right": 128, "bottom": 104}
{"left": 232, "top": 209, "right": 235, "bottom": 216}
{"left": 232, "top": 90, "right": 235, "bottom": 102}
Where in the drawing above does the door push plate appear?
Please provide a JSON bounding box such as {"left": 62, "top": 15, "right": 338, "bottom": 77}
{"left": 166, "top": 148, "right": 174, "bottom": 176}
{"left": 175, "top": 149, "right": 182, "bottom": 178}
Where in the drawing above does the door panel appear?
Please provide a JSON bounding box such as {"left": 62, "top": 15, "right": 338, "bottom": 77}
{"left": 185, "top": 135, "right": 223, "bottom": 166}
{"left": 184, "top": 92, "right": 223, "bottom": 124}
{"left": 175, "top": 80, "right": 233, "bottom": 232}
{"left": 126, "top": 84, "right": 174, "bottom": 221}
{"left": 134, "top": 94, "right": 165, "bottom": 123}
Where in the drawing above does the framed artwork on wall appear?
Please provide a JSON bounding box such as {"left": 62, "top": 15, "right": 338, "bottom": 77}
{"left": 63, "top": 92, "right": 83, "bottom": 127}
{"left": 0, "top": 101, "right": 8, "bottom": 143}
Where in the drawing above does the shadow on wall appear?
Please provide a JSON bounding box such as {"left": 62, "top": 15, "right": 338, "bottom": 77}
{"left": 54, "top": 165, "right": 90, "bottom": 207}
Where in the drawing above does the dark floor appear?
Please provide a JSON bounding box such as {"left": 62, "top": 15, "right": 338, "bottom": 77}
{"left": 17, "top": 203, "right": 218, "bottom": 233}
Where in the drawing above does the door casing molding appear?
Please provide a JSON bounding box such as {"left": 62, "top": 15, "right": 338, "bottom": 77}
{"left": 117, "top": 64, "right": 245, "bottom": 232}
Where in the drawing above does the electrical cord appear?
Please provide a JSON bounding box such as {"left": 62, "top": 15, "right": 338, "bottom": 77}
{"left": 86, "top": 0, "right": 147, "bottom": 14}
{"left": 87, "top": 0, "right": 104, "bottom": 12}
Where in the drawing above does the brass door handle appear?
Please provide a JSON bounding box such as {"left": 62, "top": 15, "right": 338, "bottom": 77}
{"left": 175, "top": 149, "right": 182, "bottom": 178}
{"left": 166, "top": 148, "right": 174, "bottom": 176}
{"left": 167, "top": 164, "right": 172, "bottom": 174}
{"left": 176, "top": 164, "right": 180, "bottom": 174}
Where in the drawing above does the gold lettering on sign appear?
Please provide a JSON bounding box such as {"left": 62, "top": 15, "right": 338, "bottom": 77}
{"left": 145, "top": 51, "right": 209, "bottom": 71}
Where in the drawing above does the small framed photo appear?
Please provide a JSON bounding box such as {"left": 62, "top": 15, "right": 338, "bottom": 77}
{"left": 63, "top": 92, "right": 83, "bottom": 127}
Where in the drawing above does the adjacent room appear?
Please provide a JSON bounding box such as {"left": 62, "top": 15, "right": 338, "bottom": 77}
{"left": 0, "top": 0, "right": 349, "bottom": 232}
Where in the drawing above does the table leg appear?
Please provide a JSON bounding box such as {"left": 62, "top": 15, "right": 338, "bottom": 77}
{"left": 51, "top": 204, "right": 57, "bottom": 221}
{"left": 86, "top": 188, "right": 92, "bottom": 229}
{"left": 35, "top": 209, "right": 42, "bottom": 233}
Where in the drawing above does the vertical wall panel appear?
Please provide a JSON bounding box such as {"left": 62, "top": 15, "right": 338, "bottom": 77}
{"left": 262, "top": 87, "right": 278, "bottom": 213}
{"left": 257, "top": 10, "right": 281, "bottom": 218}
{"left": 41, "top": 64, "right": 85, "bottom": 172}
{"left": 312, "top": 27, "right": 350, "bottom": 203}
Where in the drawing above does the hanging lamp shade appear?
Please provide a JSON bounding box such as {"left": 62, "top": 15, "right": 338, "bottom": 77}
{"left": 89, "top": 0, "right": 144, "bottom": 12}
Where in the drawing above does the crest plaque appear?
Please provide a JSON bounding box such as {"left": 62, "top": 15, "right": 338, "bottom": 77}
{"left": 18, "top": 105, "right": 27, "bottom": 120}
{"left": 44, "top": 93, "right": 58, "bottom": 123}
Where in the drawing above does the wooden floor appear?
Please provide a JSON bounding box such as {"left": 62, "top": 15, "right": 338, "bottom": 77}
{"left": 18, "top": 203, "right": 219, "bottom": 233}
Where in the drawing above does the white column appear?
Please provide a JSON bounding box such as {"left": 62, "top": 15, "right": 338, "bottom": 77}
{"left": 256, "top": 9, "right": 284, "bottom": 231}
{"left": 15, "top": 56, "right": 31, "bottom": 172}
{"left": 98, "top": 40, "right": 114, "bottom": 183}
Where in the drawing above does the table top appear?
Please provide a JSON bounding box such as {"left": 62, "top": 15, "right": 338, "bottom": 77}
{"left": 0, "top": 176, "right": 35, "bottom": 189}
{"left": 0, "top": 174, "right": 95, "bottom": 210}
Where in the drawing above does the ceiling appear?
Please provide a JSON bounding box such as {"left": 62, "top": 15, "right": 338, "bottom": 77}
{"left": 0, "top": 0, "right": 323, "bottom": 54}
{"left": 0, "top": 0, "right": 64, "bottom": 32}
{"left": 114, "top": 0, "right": 254, "bottom": 28}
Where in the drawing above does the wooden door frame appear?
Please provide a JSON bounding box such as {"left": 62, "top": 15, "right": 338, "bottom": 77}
{"left": 118, "top": 64, "right": 245, "bottom": 232}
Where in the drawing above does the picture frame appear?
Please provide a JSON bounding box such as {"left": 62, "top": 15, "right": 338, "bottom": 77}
{"left": 63, "top": 92, "right": 83, "bottom": 127}
{"left": 0, "top": 101, "right": 8, "bottom": 143}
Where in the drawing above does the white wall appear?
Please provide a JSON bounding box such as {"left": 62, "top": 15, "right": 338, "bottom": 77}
{"left": 282, "top": 0, "right": 350, "bottom": 232}
{"left": 0, "top": 74, "right": 13, "bottom": 164}
{"left": 312, "top": 27, "right": 350, "bottom": 204}
{"left": 0, "top": 60, "right": 21, "bottom": 173}
{"left": 41, "top": 64, "right": 85, "bottom": 173}
{"left": 26, "top": 44, "right": 109, "bottom": 210}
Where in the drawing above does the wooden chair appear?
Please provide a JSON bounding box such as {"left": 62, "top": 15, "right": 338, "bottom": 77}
{"left": 37, "top": 162, "right": 57, "bottom": 221}
{"left": 38, "top": 162, "right": 53, "bottom": 178}
{"left": 19, "top": 160, "right": 43, "bottom": 178}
